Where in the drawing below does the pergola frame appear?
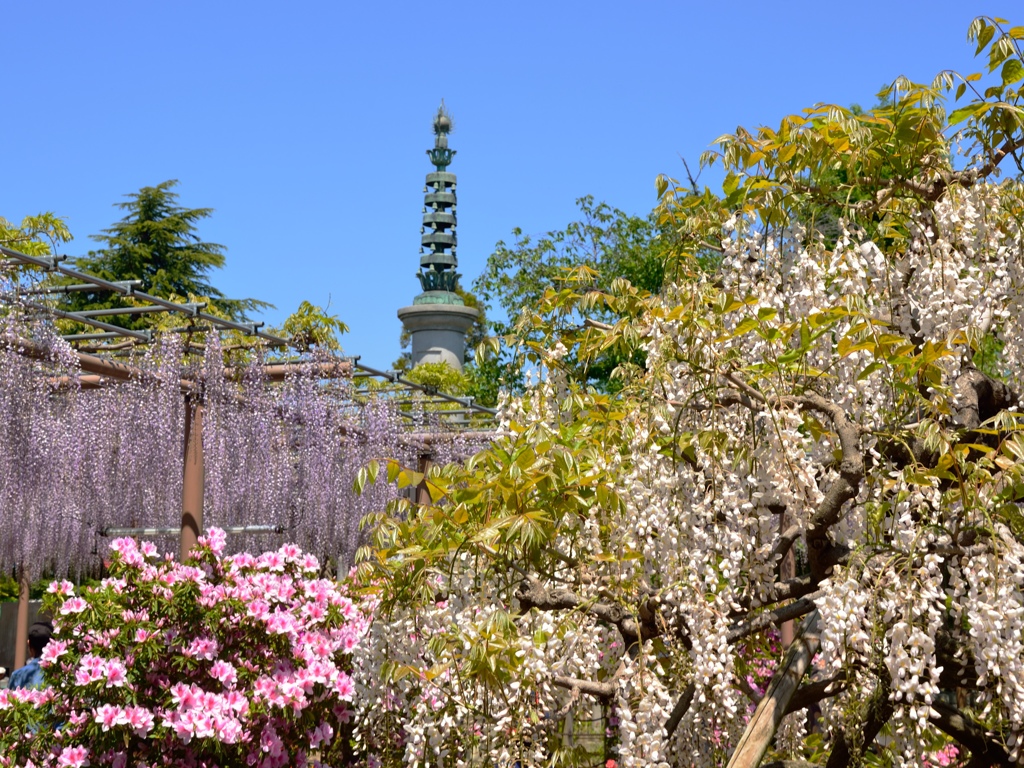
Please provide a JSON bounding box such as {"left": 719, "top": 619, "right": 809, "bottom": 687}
{"left": 1, "top": 244, "right": 496, "bottom": 416}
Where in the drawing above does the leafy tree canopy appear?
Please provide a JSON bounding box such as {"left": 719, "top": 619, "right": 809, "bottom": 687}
{"left": 472, "top": 197, "right": 680, "bottom": 393}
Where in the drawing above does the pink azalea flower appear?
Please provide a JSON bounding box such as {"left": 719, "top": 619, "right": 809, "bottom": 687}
{"left": 47, "top": 580, "right": 75, "bottom": 596}
{"left": 259, "top": 551, "right": 286, "bottom": 573}
{"left": 57, "top": 745, "right": 91, "bottom": 768}
{"left": 184, "top": 636, "right": 219, "bottom": 660}
{"left": 198, "top": 527, "right": 227, "bottom": 555}
{"left": 224, "top": 690, "right": 250, "bottom": 716}
{"left": 108, "top": 537, "right": 137, "bottom": 556}
{"left": 215, "top": 714, "right": 244, "bottom": 743}
{"left": 60, "top": 597, "right": 88, "bottom": 615}
{"left": 124, "top": 706, "right": 155, "bottom": 737}
{"left": 308, "top": 721, "right": 333, "bottom": 749}
{"left": 104, "top": 658, "right": 128, "bottom": 687}
{"left": 94, "top": 704, "right": 128, "bottom": 731}
{"left": 334, "top": 672, "right": 355, "bottom": 700}
{"left": 170, "top": 682, "right": 200, "bottom": 710}
{"left": 41, "top": 638, "right": 69, "bottom": 664}
{"left": 211, "top": 660, "right": 238, "bottom": 687}
{"left": 247, "top": 599, "right": 270, "bottom": 619}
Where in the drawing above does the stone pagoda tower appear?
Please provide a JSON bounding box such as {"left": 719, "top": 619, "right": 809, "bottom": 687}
{"left": 397, "top": 102, "right": 478, "bottom": 372}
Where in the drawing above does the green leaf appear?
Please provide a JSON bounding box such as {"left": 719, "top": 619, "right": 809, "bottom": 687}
{"left": 655, "top": 174, "right": 668, "bottom": 199}
{"left": 948, "top": 105, "right": 979, "bottom": 125}
{"left": 353, "top": 466, "right": 367, "bottom": 494}
{"left": 857, "top": 361, "right": 884, "bottom": 381}
{"left": 1002, "top": 57, "right": 1024, "bottom": 85}
{"left": 977, "top": 23, "right": 995, "bottom": 54}
{"left": 956, "top": 82, "right": 967, "bottom": 100}
{"left": 733, "top": 317, "right": 758, "bottom": 336}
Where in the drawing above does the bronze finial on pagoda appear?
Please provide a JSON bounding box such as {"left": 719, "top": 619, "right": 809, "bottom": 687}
{"left": 426, "top": 100, "right": 456, "bottom": 172}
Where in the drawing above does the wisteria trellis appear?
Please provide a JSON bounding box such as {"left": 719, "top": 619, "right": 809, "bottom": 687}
{"left": 0, "top": 308, "right": 483, "bottom": 583}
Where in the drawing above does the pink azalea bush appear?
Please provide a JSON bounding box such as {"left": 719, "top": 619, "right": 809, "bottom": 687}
{"left": 0, "top": 529, "right": 368, "bottom": 768}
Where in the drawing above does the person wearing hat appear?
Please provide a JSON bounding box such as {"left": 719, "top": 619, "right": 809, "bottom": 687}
{"left": 8, "top": 621, "right": 53, "bottom": 690}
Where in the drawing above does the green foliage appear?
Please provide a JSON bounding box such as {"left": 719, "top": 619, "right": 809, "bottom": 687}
{"left": 64, "top": 180, "right": 270, "bottom": 326}
{"left": 0, "top": 213, "right": 72, "bottom": 257}
{"left": 403, "top": 361, "right": 470, "bottom": 396}
{"left": 473, "top": 196, "right": 678, "bottom": 392}
{"left": 659, "top": 16, "right": 1024, "bottom": 246}
{"left": 277, "top": 300, "right": 349, "bottom": 352}
{"left": 474, "top": 196, "right": 670, "bottom": 337}
{"left": 463, "top": 356, "right": 505, "bottom": 408}
{"left": 0, "top": 573, "right": 77, "bottom": 602}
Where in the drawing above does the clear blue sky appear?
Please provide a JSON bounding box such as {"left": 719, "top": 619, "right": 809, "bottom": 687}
{"left": 2, "top": 1, "right": 998, "bottom": 368}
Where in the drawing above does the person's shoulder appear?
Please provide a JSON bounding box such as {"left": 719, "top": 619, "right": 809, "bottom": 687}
{"left": 8, "top": 661, "right": 42, "bottom": 690}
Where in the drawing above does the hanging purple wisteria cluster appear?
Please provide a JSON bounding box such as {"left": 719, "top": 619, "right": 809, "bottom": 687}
{"left": 0, "top": 309, "right": 483, "bottom": 583}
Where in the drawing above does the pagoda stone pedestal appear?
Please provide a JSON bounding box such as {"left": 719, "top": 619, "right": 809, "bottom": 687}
{"left": 397, "top": 302, "right": 478, "bottom": 371}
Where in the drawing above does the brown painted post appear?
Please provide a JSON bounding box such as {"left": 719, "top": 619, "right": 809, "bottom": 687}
{"left": 13, "top": 568, "right": 29, "bottom": 670}
{"left": 179, "top": 397, "right": 205, "bottom": 562}
{"left": 416, "top": 454, "right": 433, "bottom": 506}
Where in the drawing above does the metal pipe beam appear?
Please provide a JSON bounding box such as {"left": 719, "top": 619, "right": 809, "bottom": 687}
{"left": 1, "top": 245, "right": 292, "bottom": 348}
{"left": 354, "top": 361, "right": 497, "bottom": 415}
{"left": 18, "top": 280, "right": 142, "bottom": 295}
{"left": 74, "top": 303, "right": 205, "bottom": 318}
{"left": 62, "top": 332, "right": 131, "bottom": 341}
{"left": 18, "top": 299, "right": 152, "bottom": 341}
{"left": 100, "top": 524, "right": 285, "bottom": 537}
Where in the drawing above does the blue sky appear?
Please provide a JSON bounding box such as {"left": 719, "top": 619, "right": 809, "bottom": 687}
{"left": 2, "top": 1, "right": 998, "bottom": 368}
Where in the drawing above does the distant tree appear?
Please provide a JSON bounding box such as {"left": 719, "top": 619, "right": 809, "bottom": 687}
{"left": 66, "top": 180, "right": 269, "bottom": 325}
{"left": 472, "top": 196, "right": 680, "bottom": 392}
{"left": 474, "top": 196, "right": 669, "bottom": 335}
{"left": 277, "top": 300, "right": 349, "bottom": 352}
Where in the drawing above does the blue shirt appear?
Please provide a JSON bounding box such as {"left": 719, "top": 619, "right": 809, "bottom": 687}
{"left": 8, "top": 658, "right": 44, "bottom": 690}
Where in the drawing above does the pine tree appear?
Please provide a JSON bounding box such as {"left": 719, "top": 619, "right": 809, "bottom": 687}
{"left": 69, "top": 180, "right": 269, "bottom": 324}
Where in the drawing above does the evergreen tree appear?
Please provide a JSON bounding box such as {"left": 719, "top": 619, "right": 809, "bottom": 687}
{"left": 68, "top": 180, "right": 268, "bottom": 324}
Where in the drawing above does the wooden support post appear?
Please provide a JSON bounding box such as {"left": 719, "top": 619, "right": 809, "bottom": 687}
{"left": 725, "top": 610, "right": 822, "bottom": 768}
{"left": 179, "top": 397, "right": 205, "bottom": 562}
{"left": 13, "top": 568, "right": 29, "bottom": 670}
{"left": 416, "top": 454, "right": 433, "bottom": 506}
